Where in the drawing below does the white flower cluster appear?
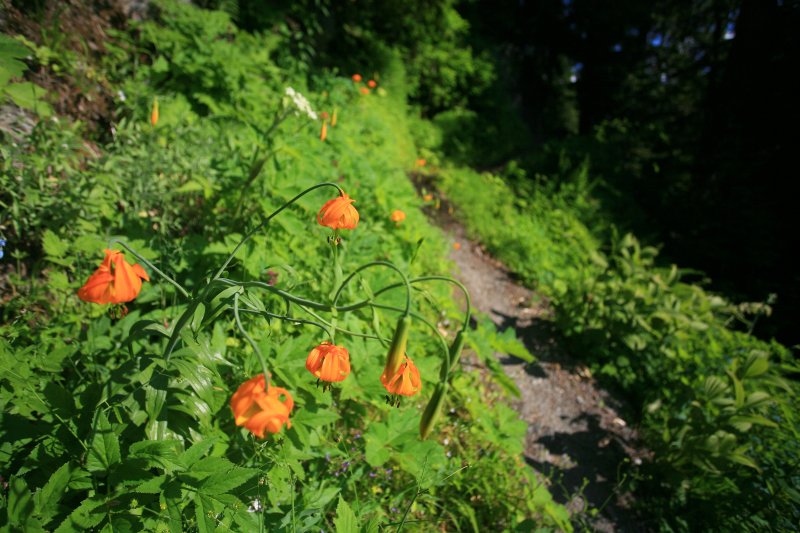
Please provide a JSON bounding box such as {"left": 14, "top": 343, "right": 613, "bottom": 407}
{"left": 284, "top": 87, "right": 317, "bottom": 121}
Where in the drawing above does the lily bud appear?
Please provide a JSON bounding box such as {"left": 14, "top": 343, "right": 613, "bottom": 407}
{"left": 150, "top": 98, "right": 159, "bottom": 127}
{"left": 420, "top": 383, "right": 448, "bottom": 439}
{"left": 447, "top": 330, "right": 467, "bottom": 375}
{"left": 384, "top": 315, "right": 411, "bottom": 378}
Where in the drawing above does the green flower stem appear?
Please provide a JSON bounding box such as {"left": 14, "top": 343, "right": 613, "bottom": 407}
{"left": 109, "top": 239, "right": 189, "bottom": 298}
{"left": 333, "top": 261, "right": 412, "bottom": 316}
{"left": 233, "top": 293, "right": 271, "bottom": 385}
{"left": 216, "top": 278, "right": 334, "bottom": 311}
{"left": 238, "top": 306, "right": 332, "bottom": 339}
{"left": 214, "top": 181, "right": 343, "bottom": 280}
{"left": 365, "top": 276, "right": 471, "bottom": 332}
{"left": 296, "top": 304, "right": 390, "bottom": 343}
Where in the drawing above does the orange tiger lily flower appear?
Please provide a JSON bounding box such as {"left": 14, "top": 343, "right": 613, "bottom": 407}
{"left": 306, "top": 342, "right": 351, "bottom": 382}
{"left": 390, "top": 210, "right": 406, "bottom": 223}
{"left": 318, "top": 192, "right": 359, "bottom": 230}
{"left": 78, "top": 249, "right": 150, "bottom": 304}
{"left": 230, "top": 375, "right": 293, "bottom": 438}
{"left": 381, "top": 355, "right": 422, "bottom": 396}
{"left": 352, "top": 73, "right": 362, "bottom": 82}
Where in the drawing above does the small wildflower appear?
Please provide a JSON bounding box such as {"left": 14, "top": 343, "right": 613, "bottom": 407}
{"left": 352, "top": 74, "right": 362, "bottom": 82}
{"left": 331, "top": 109, "right": 338, "bottom": 126}
{"left": 0, "top": 238, "right": 6, "bottom": 260}
{"left": 423, "top": 193, "right": 433, "bottom": 202}
{"left": 117, "top": 90, "right": 127, "bottom": 102}
{"left": 390, "top": 210, "right": 406, "bottom": 223}
{"left": 367, "top": 80, "right": 377, "bottom": 88}
{"left": 453, "top": 242, "right": 462, "bottom": 251}
{"left": 284, "top": 87, "right": 318, "bottom": 120}
{"left": 247, "top": 499, "right": 263, "bottom": 513}
{"left": 320, "top": 121, "right": 328, "bottom": 142}
{"left": 359, "top": 87, "right": 370, "bottom": 95}
{"left": 415, "top": 158, "right": 427, "bottom": 167}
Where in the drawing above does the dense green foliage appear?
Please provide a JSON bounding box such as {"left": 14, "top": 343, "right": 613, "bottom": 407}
{"left": 2, "top": 0, "right": 798, "bottom": 530}
{"left": 0, "top": 1, "right": 570, "bottom": 531}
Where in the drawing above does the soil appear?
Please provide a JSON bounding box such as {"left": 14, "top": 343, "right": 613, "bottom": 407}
{"left": 423, "top": 198, "right": 649, "bottom": 532}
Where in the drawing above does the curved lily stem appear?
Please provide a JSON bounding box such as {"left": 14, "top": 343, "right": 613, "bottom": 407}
{"left": 238, "top": 306, "right": 333, "bottom": 340}
{"left": 233, "top": 293, "right": 271, "bottom": 385}
{"left": 109, "top": 239, "right": 189, "bottom": 298}
{"left": 214, "top": 182, "right": 343, "bottom": 280}
{"left": 368, "top": 276, "right": 471, "bottom": 332}
{"left": 295, "top": 304, "right": 390, "bottom": 343}
{"left": 333, "top": 261, "right": 412, "bottom": 316}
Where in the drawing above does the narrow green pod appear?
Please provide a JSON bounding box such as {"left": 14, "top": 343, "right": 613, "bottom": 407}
{"left": 419, "top": 383, "right": 449, "bottom": 440}
{"left": 384, "top": 315, "right": 411, "bottom": 377}
{"left": 447, "top": 330, "right": 467, "bottom": 374}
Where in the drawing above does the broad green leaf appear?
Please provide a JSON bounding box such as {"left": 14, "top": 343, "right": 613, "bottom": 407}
{"left": 42, "top": 229, "right": 70, "bottom": 265}
{"left": 129, "top": 439, "right": 182, "bottom": 471}
{"left": 198, "top": 465, "right": 258, "bottom": 495}
{"left": 178, "top": 438, "right": 217, "bottom": 469}
{"left": 7, "top": 477, "right": 44, "bottom": 531}
{"left": 0, "top": 34, "right": 29, "bottom": 85}
{"left": 194, "top": 493, "right": 217, "bottom": 533}
{"left": 54, "top": 496, "right": 106, "bottom": 532}
{"left": 334, "top": 496, "right": 358, "bottom": 533}
{"left": 133, "top": 475, "right": 168, "bottom": 494}
{"left": 86, "top": 412, "right": 121, "bottom": 473}
{"left": 4, "top": 81, "right": 52, "bottom": 115}
{"left": 33, "top": 463, "right": 72, "bottom": 523}
{"left": 742, "top": 352, "right": 769, "bottom": 378}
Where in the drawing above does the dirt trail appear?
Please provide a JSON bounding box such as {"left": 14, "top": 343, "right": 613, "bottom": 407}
{"left": 438, "top": 219, "right": 645, "bottom": 531}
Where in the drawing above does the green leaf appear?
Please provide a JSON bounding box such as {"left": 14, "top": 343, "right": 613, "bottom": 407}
{"left": 42, "top": 229, "right": 70, "bottom": 266}
{"left": 54, "top": 496, "right": 106, "bottom": 532}
{"left": 7, "top": 477, "right": 43, "bottom": 530}
{"left": 0, "top": 34, "right": 29, "bottom": 86}
{"left": 33, "top": 463, "right": 73, "bottom": 523}
{"left": 199, "top": 465, "right": 259, "bottom": 495}
{"left": 133, "top": 475, "right": 168, "bottom": 494}
{"left": 194, "top": 493, "right": 217, "bottom": 533}
{"left": 86, "top": 412, "right": 121, "bottom": 473}
{"left": 190, "top": 302, "right": 206, "bottom": 333}
{"left": 4, "top": 81, "right": 52, "bottom": 116}
{"left": 742, "top": 352, "right": 769, "bottom": 378}
{"left": 177, "top": 438, "right": 217, "bottom": 469}
{"left": 334, "top": 496, "right": 358, "bottom": 533}
{"left": 129, "top": 439, "right": 182, "bottom": 471}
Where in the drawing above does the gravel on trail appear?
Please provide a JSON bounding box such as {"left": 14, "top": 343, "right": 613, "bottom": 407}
{"left": 436, "top": 214, "right": 648, "bottom": 532}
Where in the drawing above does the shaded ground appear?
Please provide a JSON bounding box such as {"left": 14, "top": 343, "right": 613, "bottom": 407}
{"left": 421, "top": 196, "right": 648, "bottom": 531}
